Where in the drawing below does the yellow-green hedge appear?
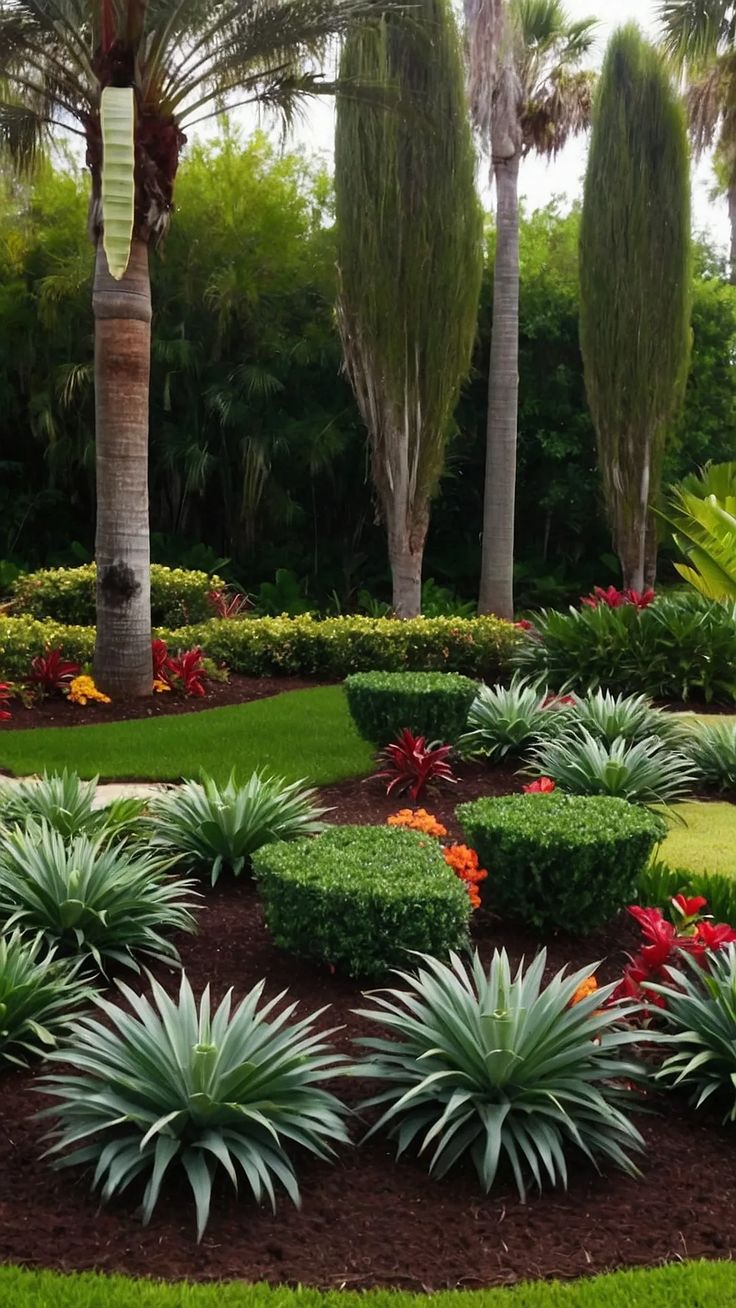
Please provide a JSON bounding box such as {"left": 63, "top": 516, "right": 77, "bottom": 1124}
{"left": 11, "top": 564, "right": 223, "bottom": 627}
{"left": 0, "top": 614, "right": 517, "bottom": 681}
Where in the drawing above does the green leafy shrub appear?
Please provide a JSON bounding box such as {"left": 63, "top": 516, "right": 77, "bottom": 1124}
{"left": 459, "top": 675, "right": 570, "bottom": 761}
{"left": 344, "top": 671, "right": 477, "bottom": 747}
{"left": 652, "top": 945, "right": 736, "bottom": 1119}
{"left": 0, "top": 930, "right": 93, "bottom": 1067}
{"left": 514, "top": 595, "right": 736, "bottom": 704}
{"left": 148, "top": 770, "right": 328, "bottom": 884}
{"left": 356, "top": 949, "right": 645, "bottom": 1196}
{"left": 253, "top": 825, "right": 470, "bottom": 978}
{"left": 0, "top": 770, "right": 145, "bottom": 841}
{"left": 685, "top": 720, "right": 736, "bottom": 791}
{"left": 569, "top": 689, "right": 679, "bottom": 746}
{"left": 638, "top": 859, "right": 736, "bottom": 928}
{"left": 0, "top": 822, "right": 198, "bottom": 970}
{"left": 11, "top": 564, "right": 224, "bottom": 627}
{"left": 457, "top": 793, "right": 666, "bottom": 932}
{"left": 0, "top": 614, "right": 517, "bottom": 683}
{"left": 39, "top": 972, "right": 349, "bottom": 1240}
{"left": 526, "top": 730, "right": 697, "bottom": 805}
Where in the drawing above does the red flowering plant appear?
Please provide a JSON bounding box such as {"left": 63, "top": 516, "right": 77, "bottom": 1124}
{"left": 206, "top": 588, "right": 251, "bottom": 619}
{"left": 0, "top": 683, "right": 12, "bottom": 721}
{"left": 581, "top": 586, "right": 656, "bottom": 610}
{"left": 523, "top": 777, "right": 556, "bottom": 794}
{"left": 374, "top": 729, "right": 456, "bottom": 801}
{"left": 612, "top": 897, "right": 736, "bottom": 1013}
{"left": 151, "top": 640, "right": 209, "bottom": 697}
{"left": 29, "top": 648, "right": 82, "bottom": 696}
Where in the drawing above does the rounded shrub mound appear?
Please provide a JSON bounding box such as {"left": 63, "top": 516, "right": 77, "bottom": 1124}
{"left": 253, "top": 825, "right": 471, "bottom": 978}
{"left": 457, "top": 793, "right": 666, "bottom": 934}
{"left": 11, "top": 564, "right": 224, "bottom": 627}
{"left": 344, "top": 670, "right": 477, "bottom": 746}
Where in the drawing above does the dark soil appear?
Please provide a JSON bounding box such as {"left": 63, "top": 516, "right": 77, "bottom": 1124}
{"left": 1, "top": 674, "right": 331, "bottom": 730}
{"left": 2, "top": 854, "right": 736, "bottom": 1288}
{"left": 320, "top": 762, "right": 524, "bottom": 839}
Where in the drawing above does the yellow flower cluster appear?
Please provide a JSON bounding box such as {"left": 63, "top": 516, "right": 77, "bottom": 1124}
{"left": 152, "top": 678, "right": 171, "bottom": 693}
{"left": 67, "top": 675, "right": 111, "bottom": 706}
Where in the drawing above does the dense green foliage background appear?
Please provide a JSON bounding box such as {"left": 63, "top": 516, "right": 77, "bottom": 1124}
{"left": 2, "top": 133, "right": 734, "bottom": 608}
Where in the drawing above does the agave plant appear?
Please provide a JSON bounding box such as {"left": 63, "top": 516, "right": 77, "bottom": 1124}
{"left": 685, "top": 721, "right": 736, "bottom": 792}
{"left": 148, "top": 770, "right": 328, "bottom": 884}
{"left": 459, "top": 675, "right": 571, "bottom": 762}
{"left": 569, "top": 689, "right": 678, "bottom": 746}
{"left": 0, "top": 821, "right": 198, "bottom": 971}
{"left": 39, "top": 973, "right": 349, "bottom": 1240}
{"left": 526, "top": 729, "right": 697, "bottom": 806}
{"left": 0, "top": 770, "right": 145, "bottom": 842}
{"left": 0, "top": 930, "right": 95, "bottom": 1068}
{"left": 356, "top": 949, "right": 645, "bottom": 1197}
{"left": 652, "top": 945, "right": 736, "bottom": 1121}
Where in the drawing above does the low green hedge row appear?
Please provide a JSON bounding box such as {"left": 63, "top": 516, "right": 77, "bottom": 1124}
{"left": 10, "top": 564, "right": 224, "bottom": 627}
{"left": 458, "top": 793, "right": 666, "bottom": 935}
{"left": 0, "top": 614, "right": 517, "bottom": 681}
{"left": 344, "top": 671, "right": 478, "bottom": 745}
{"left": 253, "top": 825, "right": 471, "bottom": 978}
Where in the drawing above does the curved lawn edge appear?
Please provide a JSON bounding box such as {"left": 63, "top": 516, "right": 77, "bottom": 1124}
{"left": 0, "top": 686, "right": 374, "bottom": 787}
{"left": 0, "top": 1261, "right": 734, "bottom": 1305}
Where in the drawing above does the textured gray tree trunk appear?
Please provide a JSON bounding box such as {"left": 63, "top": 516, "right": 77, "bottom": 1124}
{"left": 729, "top": 184, "right": 736, "bottom": 287}
{"left": 92, "top": 238, "right": 153, "bottom": 698}
{"left": 479, "top": 151, "right": 520, "bottom": 620}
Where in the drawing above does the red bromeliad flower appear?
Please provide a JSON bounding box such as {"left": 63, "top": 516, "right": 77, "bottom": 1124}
{"left": 151, "top": 639, "right": 170, "bottom": 683}
{"left": 543, "top": 693, "right": 576, "bottom": 708}
{"left": 166, "top": 648, "right": 208, "bottom": 698}
{"left": 29, "top": 648, "right": 82, "bottom": 695}
{"left": 515, "top": 619, "right": 534, "bottom": 631}
{"left": 0, "top": 683, "right": 11, "bottom": 721}
{"left": 581, "top": 586, "right": 656, "bottom": 611}
{"left": 612, "top": 901, "right": 736, "bottom": 1010}
{"left": 693, "top": 920, "right": 736, "bottom": 951}
{"left": 523, "top": 777, "right": 556, "bottom": 794}
{"left": 207, "top": 589, "right": 250, "bottom": 619}
{"left": 374, "top": 729, "right": 457, "bottom": 801}
{"left": 672, "top": 893, "right": 708, "bottom": 921}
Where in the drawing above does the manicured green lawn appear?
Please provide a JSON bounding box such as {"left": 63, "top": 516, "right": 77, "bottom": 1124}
{"left": 660, "top": 801, "right": 736, "bottom": 876}
{"left": 0, "top": 687, "right": 374, "bottom": 786}
{"left": 1, "top": 1262, "right": 735, "bottom": 1307}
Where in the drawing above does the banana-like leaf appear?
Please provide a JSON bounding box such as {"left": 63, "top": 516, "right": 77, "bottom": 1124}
{"left": 100, "top": 86, "right": 135, "bottom": 280}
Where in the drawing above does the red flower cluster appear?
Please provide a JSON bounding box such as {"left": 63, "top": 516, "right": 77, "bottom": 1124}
{"left": 543, "top": 693, "right": 576, "bottom": 708}
{"left": 614, "top": 899, "right": 736, "bottom": 1008}
{"left": 373, "top": 729, "right": 457, "bottom": 801}
{"left": 581, "top": 586, "right": 656, "bottom": 611}
{"left": 442, "top": 844, "right": 488, "bottom": 909}
{"left": 515, "top": 619, "right": 534, "bottom": 631}
{"left": 523, "top": 777, "right": 556, "bottom": 794}
{"left": 207, "top": 588, "right": 250, "bottom": 619}
{"left": 0, "top": 683, "right": 11, "bottom": 721}
{"left": 152, "top": 640, "right": 208, "bottom": 697}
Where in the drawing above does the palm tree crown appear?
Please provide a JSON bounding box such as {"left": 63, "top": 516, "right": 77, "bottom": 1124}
{"left": 0, "top": 0, "right": 372, "bottom": 241}
{"left": 511, "top": 0, "right": 597, "bottom": 157}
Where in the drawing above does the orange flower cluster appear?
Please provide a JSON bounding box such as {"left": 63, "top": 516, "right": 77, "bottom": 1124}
{"left": 570, "top": 975, "right": 599, "bottom": 1007}
{"left": 443, "top": 844, "right": 488, "bottom": 910}
{"left": 387, "top": 809, "right": 448, "bottom": 838}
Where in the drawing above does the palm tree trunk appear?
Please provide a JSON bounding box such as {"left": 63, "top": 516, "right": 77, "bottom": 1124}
{"left": 92, "top": 237, "right": 153, "bottom": 698}
{"left": 387, "top": 512, "right": 427, "bottom": 618}
{"left": 478, "top": 152, "right": 520, "bottom": 620}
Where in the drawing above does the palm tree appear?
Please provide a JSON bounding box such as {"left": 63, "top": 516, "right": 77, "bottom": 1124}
{"left": 659, "top": 1, "right": 736, "bottom": 283}
{"left": 464, "top": 0, "right": 596, "bottom": 619}
{"left": 579, "top": 24, "right": 692, "bottom": 594}
{"left": 0, "top": 0, "right": 376, "bottom": 695}
{"left": 334, "top": 0, "right": 483, "bottom": 617}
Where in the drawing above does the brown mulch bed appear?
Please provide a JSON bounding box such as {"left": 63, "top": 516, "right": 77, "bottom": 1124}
{"left": 1, "top": 674, "right": 331, "bottom": 730}
{"left": 1, "top": 824, "right": 736, "bottom": 1288}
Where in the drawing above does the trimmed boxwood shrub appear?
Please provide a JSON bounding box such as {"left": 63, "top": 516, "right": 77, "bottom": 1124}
{"left": 344, "top": 671, "right": 478, "bottom": 746}
{"left": 0, "top": 614, "right": 516, "bottom": 683}
{"left": 457, "top": 793, "right": 666, "bottom": 934}
{"left": 253, "top": 825, "right": 470, "bottom": 978}
{"left": 11, "top": 565, "right": 223, "bottom": 627}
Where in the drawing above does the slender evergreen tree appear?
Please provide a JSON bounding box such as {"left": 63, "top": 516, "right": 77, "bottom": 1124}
{"left": 335, "top": 0, "right": 483, "bottom": 617}
{"left": 579, "top": 24, "right": 692, "bottom": 591}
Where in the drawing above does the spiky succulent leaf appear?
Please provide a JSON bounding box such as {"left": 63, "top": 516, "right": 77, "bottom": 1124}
{"left": 355, "top": 948, "right": 645, "bottom": 1197}
{"left": 652, "top": 944, "right": 736, "bottom": 1121}
{"left": 0, "top": 930, "right": 95, "bottom": 1067}
{"left": 459, "top": 674, "right": 570, "bottom": 761}
{"left": 147, "top": 769, "right": 328, "bottom": 884}
{"left": 39, "top": 972, "right": 349, "bottom": 1240}
{"left": 526, "top": 728, "right": 697, "bottom": 805}
{"left": 685, "top": 720, "right": 736, "bottom": 791}
{"left": 0, "top": 770, "right": 145, "bottom": 842}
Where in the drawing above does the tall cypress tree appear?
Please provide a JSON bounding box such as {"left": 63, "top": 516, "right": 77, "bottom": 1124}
{"left": 579, "top": 23, "right": 692, "bottom": 591}
{"left": 335, "top": 0, "right": 483, "bottom": 617}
